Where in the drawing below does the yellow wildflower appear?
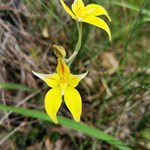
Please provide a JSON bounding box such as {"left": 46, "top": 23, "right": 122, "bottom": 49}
{"left": 60, "top": 0, "right": 111, "bottom": 41}
{"left": 32, "top": 58, "right": 87, "bottom": 123}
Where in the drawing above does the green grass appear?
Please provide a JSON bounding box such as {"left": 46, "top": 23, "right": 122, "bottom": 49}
{"left": 0, "top": 0, "right": 150, "bottom": 149}
{"left": 0, "top": 83, "right": 36, "bottom": 92}
{"left": 0, "top": 104, "right": 132, "bottom": 150}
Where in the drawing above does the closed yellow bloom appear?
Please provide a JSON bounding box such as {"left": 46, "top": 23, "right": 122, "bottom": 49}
{"left": 60, "top": 0, "right": 111, "bottom": 41}
{"left": 32, "top": 58, "right": 87, "bottom": 123}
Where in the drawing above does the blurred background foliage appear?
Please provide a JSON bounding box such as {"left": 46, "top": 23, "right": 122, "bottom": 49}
{"left": 0, "top": 0, "right": 150, "bottom": 149}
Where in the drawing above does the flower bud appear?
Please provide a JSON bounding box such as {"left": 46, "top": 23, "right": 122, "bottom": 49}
{"left": 53, "top": 44, "right": 66, "bottom": 58}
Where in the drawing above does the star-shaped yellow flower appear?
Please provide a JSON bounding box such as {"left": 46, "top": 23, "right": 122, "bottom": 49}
{"left": 60, "top": 0, "right": 111, "bottom": 41}
{"left": 32, "top": 58, "right": 87, "bottom": 123}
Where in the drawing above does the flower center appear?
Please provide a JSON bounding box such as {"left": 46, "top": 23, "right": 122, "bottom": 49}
{"left": 60, "top": 79, "right": 68, "bottom": 95}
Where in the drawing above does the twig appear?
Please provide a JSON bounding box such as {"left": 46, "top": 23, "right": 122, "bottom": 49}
{"left": 0, "top": 122, "right": 26, "bottom": 145}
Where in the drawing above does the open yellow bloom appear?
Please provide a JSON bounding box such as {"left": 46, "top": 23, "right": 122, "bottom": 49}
{"left": 32, "top": 58, "right": 87, "bottom": 123}
{"left": 60, "top": 0, "right": 111, "bottom": 41}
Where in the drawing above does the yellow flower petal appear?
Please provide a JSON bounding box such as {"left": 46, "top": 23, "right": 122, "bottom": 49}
{"left": 64, "top": 87, "right": 82, "bottom": 122}
{"left": 68, "top": 71, "right": 88, "bottom": 87}
{"left": 60, "top": 0, "right": 76, "bottom": 18}
{"left": 45, "top": 87, "right": 62, "bottom": 123}
{"left": 32, "top": 71, "right": 60, "bottom": 87}
{"left": 83, "top": 4, "right": 111, "bottom": 21}
{"left": 72, "top": 0, "right": 85, "bottom": 17}
{"left": 56, "top": 58, "right": 70, "bottom": 79}
{"left": 82, "top": 16, "right": 111, "bottom": 41}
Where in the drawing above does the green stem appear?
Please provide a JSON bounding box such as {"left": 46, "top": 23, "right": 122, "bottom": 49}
{"left": 67, "top": 22, "right": 82, "bottom": 67}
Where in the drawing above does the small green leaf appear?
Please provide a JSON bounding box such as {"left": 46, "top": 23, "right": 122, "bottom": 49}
{"left": 142, "top": 128, "right": 150, "bottom": 139}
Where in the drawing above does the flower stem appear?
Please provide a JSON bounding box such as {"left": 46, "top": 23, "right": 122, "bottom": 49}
{"left": 67, "top": 22, "right": 82, "bottom": 67}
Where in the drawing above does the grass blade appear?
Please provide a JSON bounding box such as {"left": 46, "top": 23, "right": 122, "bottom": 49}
{"left": 0, "top": 104, "right": 132, "bottom": 150}
{"left": 0, "top": 83, "right": 35, "bottom": 92}
{"left": 97, "top": 0, "right": 150, "bottom": 17}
